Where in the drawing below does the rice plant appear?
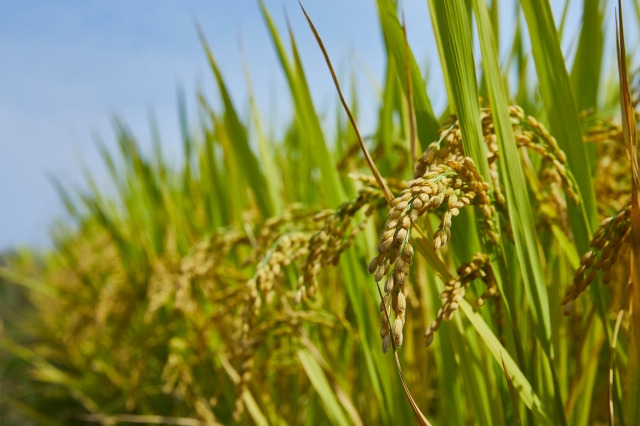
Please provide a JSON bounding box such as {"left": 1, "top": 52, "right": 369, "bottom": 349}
{"left": 1, "top": 0, "right": 639, "bottom": 425}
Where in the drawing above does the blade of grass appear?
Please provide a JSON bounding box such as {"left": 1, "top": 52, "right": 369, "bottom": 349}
{"left": 259, "top": 1, "right": 345, "bottom": 207}
{"left": 299, "top": 332, "right": 364, "bottom": 426}
{"left": 458, "top": 299, "right": 553, "bottom": 426}
{"left": 570, "top": 0, "right": 604, "bottom": 168}
{"left": 241, "top": 43, "right": 285, "bottom": 215}
{"left": 450, "top": 322, "right": 496, "bottom": 426}
{"left": 297, "top": 349, "right": 351, "bottom": 426}
{"left": 570, "top": 0, "right": 604, "bottom": 113}
{"left": 197, "top": 93, "right": 229, "bottom": 228}
{"left": 609, "top": 308, "right": 625, "bottom": 426}
{"left": 401, "top": 11, "right": 418, "bottom": 172}
{"left": 203, "top": 111, "right": 244, "bottom": 223}
{"left": 502, "top": 354, "right": 523, "bottom": 426}
{"left": 376, "top": 0, "right": 440, "bottom": 147}
{"left": 616, "top": 4, "right": 640, "bottom": 424}
{"left": 427, "top": 0, "right": 491, "bottom": 181}
{"left": 287, "top": 23, "right": 346, "bottom": 205}
{"left": 197, "top": 25, "right": 274, "bottom": 218}
{"left": 178, "top": 87, "right": 193, "bottom": 201}
{"left": 376, "top": 59, "right": 397, "bottom": 176}
{"left": 472, "top": 0, "right": 554, "bottom": 371}
{"left": 519, "top": 0, "right": 597, "bottom": 250}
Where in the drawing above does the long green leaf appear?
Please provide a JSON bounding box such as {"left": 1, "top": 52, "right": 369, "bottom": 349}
{"left": 571, "top": 0, "right": 604, "bottom": 112}
{"left": 376, "top": 0, "right": 440, "bottom": 148}
{"left": 260, "top": 1, "right": 345, "bottom": 207}
{"left": 459, "top": 300, "right": 553, "bottom": 426}
{"left": 428, "top": 0, "right": 490, "bottom": 181}
{"left": 297, "top": 349, "right": 351, "bottom": 426}
{"left": 472, "top": 0, "right": 552, "bottom": 359}
{"left": 519, "top": 0, "right": 597, "bottom": 251}
{"left": 198, "top": 28, "right": 274, "bottom": 218}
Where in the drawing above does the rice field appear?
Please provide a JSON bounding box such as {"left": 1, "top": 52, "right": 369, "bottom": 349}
{"left": 1, "top": 0, "right": 640, "bottom": 425}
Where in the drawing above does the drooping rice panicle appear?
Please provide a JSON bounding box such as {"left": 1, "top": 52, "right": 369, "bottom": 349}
{"left": 424, "top": 252, "right": 497, "bottom": 347}
{"left": 562, "top": 203, "right": 632, "bottom": 314}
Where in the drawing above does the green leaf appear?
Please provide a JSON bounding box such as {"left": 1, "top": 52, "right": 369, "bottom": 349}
{"left": 520, "top": 0, "right": 598, "bottom": 252}
{"left": 472, "top": 0, "right": 552, "bottom": 359}
{"left": 260, "top": 1, "right": 345, "bottom": 207}
{"left": 376, "top": 0, "right": 440, "bottom": 148}
{"left": 198, "top": 29, "right": 274, "bottom": 218}
{"left": 428, "top": 0, "right": 491, "bottom": 181}
{"left": 458, "top": 299, "right": 553, "bottom": 426}
{"left": 570, "top": 0, "right": 604, "bottom": 112}
{"left": 297, "top": 349, "right": 351, "bottom": 426}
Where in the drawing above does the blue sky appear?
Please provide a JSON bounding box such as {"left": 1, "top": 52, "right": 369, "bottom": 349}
{"left": 0, "top": 0, "right": 617, "bottom": 251}
{"left": 0, "top": 1, "right": 441, "bottom": 251}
